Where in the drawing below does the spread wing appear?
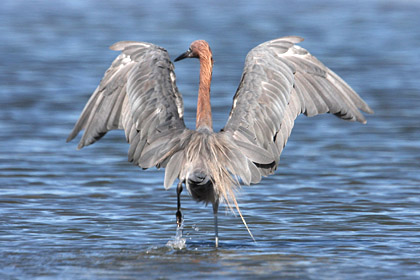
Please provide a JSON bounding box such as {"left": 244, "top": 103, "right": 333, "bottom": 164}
{"left": 223, "top": 36, "right": 373, "bottom": 179}
{"left": 67, "top": 41, "right": 188, "bottom": 170}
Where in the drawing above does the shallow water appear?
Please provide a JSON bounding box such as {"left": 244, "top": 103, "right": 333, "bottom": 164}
{"left": 1, "top": 0, "right": 420, "bottom": 279}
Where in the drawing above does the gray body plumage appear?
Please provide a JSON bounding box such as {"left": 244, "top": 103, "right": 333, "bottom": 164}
{"left": 68, "top": 36, "right": 372, "bottom": 212}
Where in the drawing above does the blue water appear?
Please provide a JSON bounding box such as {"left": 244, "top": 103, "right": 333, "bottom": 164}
{"left": 1, "top": 0, "right": 420, "bottom": 279}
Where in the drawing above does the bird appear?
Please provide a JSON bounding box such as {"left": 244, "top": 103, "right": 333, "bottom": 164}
{"left": 67, "top": 36, "right": 373, "bottom": 247}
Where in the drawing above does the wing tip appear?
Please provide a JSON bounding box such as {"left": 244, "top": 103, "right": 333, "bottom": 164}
{"left": 109, "top": 41, "right": 147, "bottom": 51}
{"left": 364, "top": 106, "right": 374, "bottom": 115}
{"left": 66, "top": 135, "right": 73, "bottom": 143}
{"left": 67, "top": 131, "right": 89, "bottom": 150}
{"left": 109, "top": 41, "right": 131, "bottom": 51}
{"left": 66, "top": 136, "right": 84, "bottom": 150}
{"left": 66, "top": 130, "right": 79, "bottom": 144}
{"left": 278, "top": 35, "right": 304, "bottom": 44}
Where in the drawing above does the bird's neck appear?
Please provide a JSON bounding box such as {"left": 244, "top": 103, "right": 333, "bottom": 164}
{"left": 196, "top": 55, "right": 213, "bottom": 131}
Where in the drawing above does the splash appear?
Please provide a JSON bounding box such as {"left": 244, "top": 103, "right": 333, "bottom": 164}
{"left": 166, "top": 223, "right": 186, "bottom": 250}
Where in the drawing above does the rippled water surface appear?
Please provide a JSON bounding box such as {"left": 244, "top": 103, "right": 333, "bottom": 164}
{"left": 1, "top": 0, "right": 420, "bottom": 279}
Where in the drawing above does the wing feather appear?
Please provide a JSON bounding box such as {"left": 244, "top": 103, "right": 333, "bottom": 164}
{"left": 67, "top": 41, "right": 188, "bottom": 170}
{"left": 68, "top": 37, "right": 373, "bottom": 191}
{"left": 223, "top": 36, "right": 373, "bottom": 183}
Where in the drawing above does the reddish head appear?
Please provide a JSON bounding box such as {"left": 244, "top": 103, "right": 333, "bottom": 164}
{"left": 175, "top": 40, "right": 213, "bottom": 62}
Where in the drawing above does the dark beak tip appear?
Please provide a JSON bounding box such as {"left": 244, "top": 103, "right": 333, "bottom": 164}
{"left": 174, "top": 49, "right": 192, "bottom": 62}
{"left": 174, "top": 54, "right": 186, "bottom": 62}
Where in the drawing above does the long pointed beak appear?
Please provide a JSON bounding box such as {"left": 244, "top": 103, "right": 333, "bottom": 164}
{"left": 174, "top": 49, "right": 192, "bottom": 62}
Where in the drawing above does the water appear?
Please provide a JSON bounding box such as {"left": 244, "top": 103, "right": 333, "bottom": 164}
{"left": 166, "top": 223, "right": 186, "bottom": 250}
{"left": 1, "top": 0, "right": 420, "bottom": 279}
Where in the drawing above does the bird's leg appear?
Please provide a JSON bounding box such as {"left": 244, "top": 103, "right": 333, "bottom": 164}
{"left": 213, "top": 199, "right": 219, "bottom": 248}
{"left": 176, "top": 181, "right": 183, "bottom": 227}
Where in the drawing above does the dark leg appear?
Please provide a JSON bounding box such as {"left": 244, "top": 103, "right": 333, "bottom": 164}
{"left": 176, "top": 181, "right": 183, "bottom": 227}
{"left": 213, "top": 199, "right": 219, "bottom": 248}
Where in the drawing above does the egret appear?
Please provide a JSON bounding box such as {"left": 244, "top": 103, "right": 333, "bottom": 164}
{"left": 67, "top": 36, "right": 373, "bottom": 247}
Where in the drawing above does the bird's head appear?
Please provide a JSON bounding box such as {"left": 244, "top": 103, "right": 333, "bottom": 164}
{"left": 175, "top": 40, "right": 212, "bottom": 62}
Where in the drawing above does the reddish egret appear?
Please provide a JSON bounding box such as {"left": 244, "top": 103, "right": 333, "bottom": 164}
{"left": 67, "top": 36, "right": 373, "bottom": 247}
